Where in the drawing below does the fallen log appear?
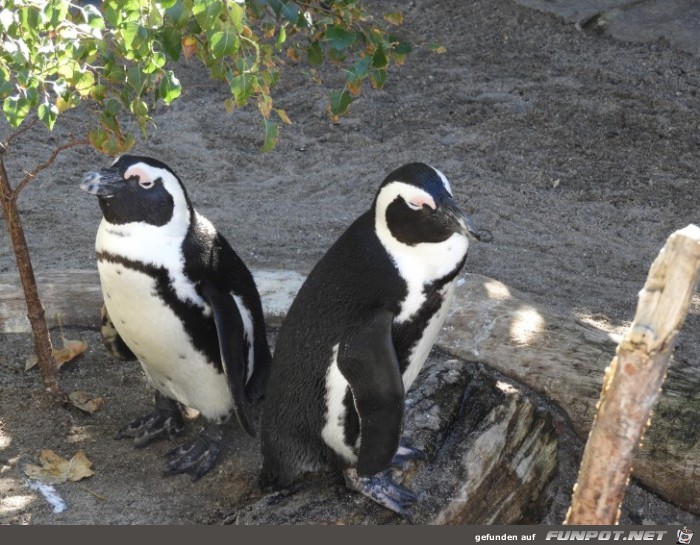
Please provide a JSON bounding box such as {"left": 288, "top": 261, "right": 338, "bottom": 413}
{"left": 440, "top": 272, "right": 700, "bottom": 515}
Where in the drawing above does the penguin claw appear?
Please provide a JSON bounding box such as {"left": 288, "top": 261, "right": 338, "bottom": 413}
{"left": 391, "top": 444, "right": 427, "bottom": 471}
{"left": 115, "top": 408, "right": 185, "bottom": 447}
{"left": 343, "top": 468, "right": 417, "bottom": 518}
{"left": 162, "top": 426, "right": 223, "bottom": 481}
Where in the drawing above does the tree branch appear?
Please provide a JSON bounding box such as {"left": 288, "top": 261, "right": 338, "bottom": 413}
{"left": 11, "top": 138, "right": 89, "bottom": 205}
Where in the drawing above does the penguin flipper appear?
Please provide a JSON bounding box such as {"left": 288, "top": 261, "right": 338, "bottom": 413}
{"left": 337, "top": 308, "right": 405, "bottom": 476}
{"left": 201, "top": 281, "right": 256, "bottom": 437}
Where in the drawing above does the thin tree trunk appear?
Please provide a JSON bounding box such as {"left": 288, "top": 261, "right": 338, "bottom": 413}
{"left": 0, "top": 152, "right": 61, "bottom": 399}
{"left": 565, "top": 224, "right": 700, "bottom": 524}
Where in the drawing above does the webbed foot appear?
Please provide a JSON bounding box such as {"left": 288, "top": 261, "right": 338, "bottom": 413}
{"left": 163, "top": 424, "right": 223, "bottom": 481}
{"left": 343, "top": 467, "right": 416, "bottom": 518}
{"left": 115, "top": 392, "right": 184, "bottom": 447}
{"left": 391, "top": 443, "right": 427, "bottom": 471}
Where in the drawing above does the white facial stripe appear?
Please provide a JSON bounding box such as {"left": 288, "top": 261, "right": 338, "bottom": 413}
{"left": 408, "top": 193, "right": 436, "bottom": 210}
{"left": 376, "top": 181, "right": 433, "bottom": 216}
{"left": 124, "top": 165, "right": 149, "bottom": 184}
{"left": 434, "top": 167, "right": 452, "bottom": 196}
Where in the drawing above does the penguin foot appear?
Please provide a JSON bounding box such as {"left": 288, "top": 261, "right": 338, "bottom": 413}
{"left": 391, "top": 444, "right": 427, "bottom": 472}
{"left": 116, "top": 394, "right": 185, "bottom": 447}
{"left": 343, "top": 468, "right": 416, "bottom": 518}
{"left": 163, "top": 425, "right": 223, "bottom": 481}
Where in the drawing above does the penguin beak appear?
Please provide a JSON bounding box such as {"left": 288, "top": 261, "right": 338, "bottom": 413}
{"left": 80, "top": 169, "right": 124, "bottom": 197}
{"left": 438, "top": 196, "right": 481, "bottom": 241}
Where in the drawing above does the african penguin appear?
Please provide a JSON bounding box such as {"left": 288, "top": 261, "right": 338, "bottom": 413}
{"left": 261, "top": 163, "right": 480, "bottom": 516}
{"left": 81, "top": 155, "right": 271, "bottom": 480}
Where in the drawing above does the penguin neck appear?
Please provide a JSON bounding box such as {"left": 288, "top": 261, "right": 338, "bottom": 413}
{"left": 374, "top": 206, "right": 469, "bottom": 286}
{"left": 96, "top": 202, "right": 193, "bottom": 269}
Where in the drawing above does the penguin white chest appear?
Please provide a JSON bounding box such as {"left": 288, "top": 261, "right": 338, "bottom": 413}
{"left": 97, "top": 261, "right": 234, "bottom": 422}
{"left": 399, "top": 282, "right": 456, "bottom": 390}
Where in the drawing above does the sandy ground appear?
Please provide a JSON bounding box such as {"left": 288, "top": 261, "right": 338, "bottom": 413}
{"left": 1, "top": 0, "right": 699, "bottom": 525}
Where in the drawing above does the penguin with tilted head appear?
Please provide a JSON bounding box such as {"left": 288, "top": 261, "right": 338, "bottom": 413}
{"left": 81, "top": 155, "right": 271, "bottom": 480}
{"left": 261, "top": 163, "right": 481, "bottom": 516}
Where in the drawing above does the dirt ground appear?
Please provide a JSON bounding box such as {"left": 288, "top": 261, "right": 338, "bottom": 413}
{"left": 1, "top": 0, "right": 699, "bottom": 525}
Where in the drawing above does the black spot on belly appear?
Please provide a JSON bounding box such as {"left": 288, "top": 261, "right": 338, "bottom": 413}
{"left": 178, "top": 354, "right": 186, "bottom": 360}
{"left": 106, "top": 292, "right": 111, "bottom": 299}
{"left": 116, "top": 270, "right": 122, "bottom": 275}
{"left": 120, "top": 319, "right": 126, "bottom": 325}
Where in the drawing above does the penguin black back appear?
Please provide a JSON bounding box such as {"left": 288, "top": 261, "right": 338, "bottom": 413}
{"left": 261, "top": 163, "right": 480, "bottom": 514}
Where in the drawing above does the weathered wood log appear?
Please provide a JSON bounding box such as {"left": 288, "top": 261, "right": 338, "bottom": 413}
{"left": 439, "top": 274, "right": 700, "bottom": 515}
{"left": 227, "top": 356, "right": 558, "bottom": 524}
{"left": 565, "top": 224, "right": 700, "bottom": 524}
{"left": 0, "top": 269, "right": 304, "bottom": 333}
{"left": 2, "top": 266, "right": 699, "bottom": 515}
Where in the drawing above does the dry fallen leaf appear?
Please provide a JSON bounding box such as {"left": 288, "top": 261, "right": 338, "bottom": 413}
{"left": 24, "top": 449, "right": 95, "bottom": 485}
{"left": 53, "top": 338, "right": 88, "bottom": 365}
{"left": 68, "top": 391, "right": 105, "bottom": 414}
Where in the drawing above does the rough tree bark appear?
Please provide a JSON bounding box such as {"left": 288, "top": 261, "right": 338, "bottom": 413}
{"left": 0, "top": 134, "right": 87, "bottom": 399}
{"left": 565, "top": 224, "right": 700, "bottom": 524}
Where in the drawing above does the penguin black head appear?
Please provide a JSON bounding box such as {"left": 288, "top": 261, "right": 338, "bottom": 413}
{"left": 81, "top": 155, "right": 191, "bottom": 227}
{"left": 374, "top": 162, "right": 480, "bottom": 246}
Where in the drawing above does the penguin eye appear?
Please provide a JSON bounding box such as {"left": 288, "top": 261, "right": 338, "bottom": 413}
{"left": 138, "top": 178, "right": 155, "bottom": 190}
{"left": 406, "top": 201, "right": 422, "bottom": 211}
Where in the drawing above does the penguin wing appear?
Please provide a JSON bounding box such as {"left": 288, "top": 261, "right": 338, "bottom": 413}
{"left": 200, "top": 281, "right": 256, "bottom": 437}
{"left": 337, "top": 308, "right": 405, "bottom": 476}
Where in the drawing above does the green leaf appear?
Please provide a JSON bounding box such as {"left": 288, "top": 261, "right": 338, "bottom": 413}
{"left": 38, "top": 101, "right": 58, "bottom": 130}
{"left": 275, "top": 25, "right": 286, "bottom": 48}
{"left": 351, "top": 56, "right": 372, "bottom": 79}
{"left": 160, "top": 26, "right": 183, "bottom": 60}
{"left": 159, "top": 70, "right": 181, "bottom": 104}
{"left": 228, "top": 73, "right": 253, "bottom": 106}
{"left": 392, "top": 37, "right": 412, "bottom": 55}
{"left": 280, "top": 2, "right": 299, "bottom": 24}
{"left": 165, "top": 0, "right": 190, "bottom": 29}
{"left": 325, "top": 26, "right": 356, "bottom": 50}
{"left": 329, "top": 89, "right": 352, "bottom": 117}
{"left": 262, "top": 118, "right": 278, "bottom": 151}
{"left": 120, "top": 22, "right": 149, "bottom": 51}
{"left": 104, "top": 98, "right": 122, "bottom": 116}
{"left": 142, "top": 51, "right": 167, "bottom": 74}
{"left": 209, "top": 29, "right": 239, "bottom": 59}
{"left": 82, "top": 4, "right": 105, "bottom": 29}
{"left": 306, "top": 41, "right": 322, "bottom": 66}
{"left": 126, "top": 65, "right": 147, "bottom": 90}
{"left": 193, "top": 0, "right": 222, "bottom": 31}
{"left": 371, "top": 68, "right": 386, "bottom": 89}
{"left": 228, "top": 2, "right": 244, "bottom": 33}
{"left": 74, "top": 70, "right": 95, "bottom": 96}
{"left": 3, "top": 96, "right": 32, "bottom": 128}
{"left": 372, "top": 44, "right": 387, "bottom": 68}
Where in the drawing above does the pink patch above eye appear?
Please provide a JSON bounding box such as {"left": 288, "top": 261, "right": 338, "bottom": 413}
{"left": 124, "top": 165, "right": 149, "bottom": 184}
{"left": 409, "top": 194, "right": 436, "bottom": 210}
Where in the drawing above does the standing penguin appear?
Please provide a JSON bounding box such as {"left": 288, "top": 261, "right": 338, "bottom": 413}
{"left": 81, "top": 155, "right": 271, "bottom": 480}
{"left": 261, "top": 163, "right": 480, "bottom": 515}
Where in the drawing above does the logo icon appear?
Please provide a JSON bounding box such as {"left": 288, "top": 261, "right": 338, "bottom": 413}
{"left": 678, "top": 527, "right": 694, "bottom": 545}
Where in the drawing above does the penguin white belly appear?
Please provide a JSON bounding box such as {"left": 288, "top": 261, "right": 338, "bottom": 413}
{"left": 398, "top": 282, "right": 456, "bottom": 391}
{"left": 321, "top": 345, "right": 359, "bottom": 463}
{"left": 98, "top": 262, "right": 234, "bottom": 422}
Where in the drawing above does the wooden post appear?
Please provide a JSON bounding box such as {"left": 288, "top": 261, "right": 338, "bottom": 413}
{"left": 565, "top": 224, "right": 700, "bottom": 524}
